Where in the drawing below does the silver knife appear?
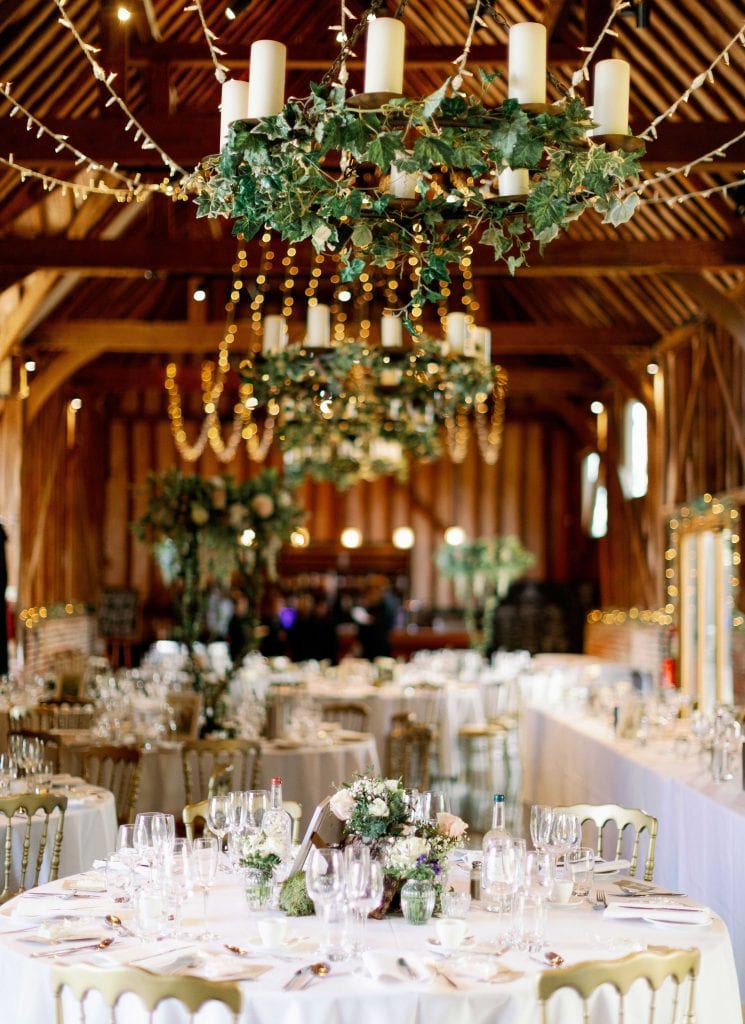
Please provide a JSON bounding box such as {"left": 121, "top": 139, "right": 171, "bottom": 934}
{"left": 616, "top": 891, "right": 685, "bottom": 898}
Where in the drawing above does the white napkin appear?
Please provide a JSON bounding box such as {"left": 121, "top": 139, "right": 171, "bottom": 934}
{"left": 361, "top": 951, "right": 429, "bottom": 983}
{"left": 35, "top": 919, "right": 105, "bottom": 943}
{"left": 594, "top": 859, "right": 631, "bottom": 875}
{"left": 13, "top": 896, "right": 110, "bottom": 917}
{"left": 603, "top": 899, "right": 711, "bottom": 926}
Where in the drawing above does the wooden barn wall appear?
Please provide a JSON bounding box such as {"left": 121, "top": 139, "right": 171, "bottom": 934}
{"left": 598, "top": 323, "right": 745, "bottom": 611}
{"left": 16, "top": 383, "right": 592, "bottom": 628}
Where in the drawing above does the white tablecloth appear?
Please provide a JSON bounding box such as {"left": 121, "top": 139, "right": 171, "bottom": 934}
{"left": 1, "top": 780, "right": 117, "bottom": 888}
{"left": 521, "top": 704, "right": 745, "bottom": 996}
{"left": 295, "top": 680, "right": 484, "bottom": 778}
{"left": 0, "top": 871, "right": 739, "bottom": 1022}
{"left": 135, "top": 736, "right": 381, "bottom": 831}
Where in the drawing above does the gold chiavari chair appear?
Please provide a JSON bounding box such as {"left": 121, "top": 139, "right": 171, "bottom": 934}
{"left": 0, "top": 792, "right": 68, "bottom": 903}
{"left": 181, "top": 739, "right": 261, "bottom": 805}
{"left": 386, "top": 720, "right": 432, "bottom": 791}
{"left": 78, "top": 745, "right": 143, "bottom": 826}
{"left": 555, "top": 802, "right": 659, "bottom": 882}
{"left": 538, "top": 947, "right": 700, "bottom": 1024}
{"left": 321, "top": 701, "right": 370, "bottom": 732}
{"left": 51, "top": 963, "right": 242, "bottom": 1024}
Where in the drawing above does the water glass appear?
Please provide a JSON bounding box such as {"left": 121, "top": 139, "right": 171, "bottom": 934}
{"left": 530, "top": 805, "right": 553, "bottom": 852}
{"left": 104, "top": 857, "right": 132, "bottom": 904}
{"left": 568, "top": 847, "right": 595, "bottom": 897}
{"left": 511, "top": 891, "right": 546, "bottom": 952}
{"left": 441, "top": 887, "right": 471, "bottom": 918}
{"left": 133, "top": 882, "right": 168, "bottom": 940}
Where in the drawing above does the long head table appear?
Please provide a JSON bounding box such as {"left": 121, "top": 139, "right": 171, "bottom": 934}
{"left": 520, "top": 702, "right": 745, "bottom": 998}
{"left": 0, "top": 869, "right": 739, "bottom": 1022}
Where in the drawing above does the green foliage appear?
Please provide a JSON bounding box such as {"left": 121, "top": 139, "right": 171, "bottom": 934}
{"left": 279, "top": 872, "right": 315, "bottom": 916}
{"left": 194, "top": 82, "right": 643, "bottom": 315}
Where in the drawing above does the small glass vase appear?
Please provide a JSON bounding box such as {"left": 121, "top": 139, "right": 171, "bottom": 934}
{"left": 244, "top": 867, "right": 274, "bottom": 911}
{"left": 400, "top": 879, "right": 435, "bottom": 925}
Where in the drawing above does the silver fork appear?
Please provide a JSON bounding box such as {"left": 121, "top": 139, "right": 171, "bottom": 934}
{"left": 595, "top": 888, "right": 607, "bottom": 910}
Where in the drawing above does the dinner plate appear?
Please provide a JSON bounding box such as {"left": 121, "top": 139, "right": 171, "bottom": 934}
{"left": 548, "top": 896, "right": 585, "bottom": 909}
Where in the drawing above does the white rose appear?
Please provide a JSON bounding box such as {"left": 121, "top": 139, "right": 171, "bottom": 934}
{"left": 384, "top": 779, "right": 400, "bottom": 792}
{"left": 329, "top": 789, "right": 355, "bottom": 821}
{"left": 251, "top": 494, "right": 274, "bottom": 518}
{"left": 228, "top": 503, "right": 248, "bottom": 528}
{"left": 368, "top": 798, "right": 389, "bottom": 819}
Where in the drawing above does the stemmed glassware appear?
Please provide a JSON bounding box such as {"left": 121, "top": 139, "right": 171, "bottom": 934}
{"left": 134, "top": 811, "right": 167, "bottom": 879}
{"left": 344, "top": 844, "right": 371, "bottom": 954}
{"left": 191, "top": 836, "right": 219, "bottom": 940}
{"left": 305, "top": 847, "right": 347, "bottom": 961}
{"left": 226, "top": 791, "right": 248, "bottom": 870}
{"left": 207, "top": 794, "right": 230, "bottom": 870}
{"left": 244, "top": 790, "right": 270, "bottom": 836}
{"left": 548, "top": 811, "right": 581, "bottom": 863}
{"left": 529, "top": 805, "right": 554, "bottom": 853}
{"left": 351, "top": 860, "right": 384, "bottom": 953}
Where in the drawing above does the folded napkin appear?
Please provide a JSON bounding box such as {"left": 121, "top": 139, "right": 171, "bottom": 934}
{"left": 361, "top": 951, "right": 429, "bottom": 983}
{"left": 63, "top": 875, "right": 106, "bottom": 894}
{"left": 594, "top": 859, "right": 631, "bottom": 875}
{"left": 604, "top": 899, "right": 711, "bottom": 926}
{"left": 13, "top": 895, "right": 110, "bottom": 917}
{"left": 34, "top": 919, "right": 105, "bottom": 943}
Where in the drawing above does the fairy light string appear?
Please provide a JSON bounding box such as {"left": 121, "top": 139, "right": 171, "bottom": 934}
{"left": 53, "top": 0, "right": 185, "bottom": 177}
{"left": 183, "top": 0, "right": 230, "bottom": 83}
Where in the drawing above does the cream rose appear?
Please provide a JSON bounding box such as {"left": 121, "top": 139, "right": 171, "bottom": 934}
{"left": 329, "top": 788, "right": 355, "bottom": 821}
{"left": 436, "top": 811, "right": 468, "bottom": 840}
{"left": 368, "top": 798, "right": 389, "bottom": 819}
{"left": 251, "top": 494, "right": 274, "bottom": 518}
{"left": 190, "top": 504, "right": 209, "bottom": 526}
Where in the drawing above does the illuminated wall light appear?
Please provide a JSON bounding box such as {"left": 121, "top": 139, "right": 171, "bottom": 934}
{"left": 116, "top": 5, "right": 132, "bottom": 22}
{"left": 646, "top": 361, "right": 659, "bottom": 375}
{"left": 444, "top": 525, "right": 466, "bottom": 547}
{"left": 290, "top": 527, "right": 310, "bottom": 548}
{"left": 392, "top": 526, "right": 415, "bottom": 550}
{"left": 70, "top": 397, "right": 82, "bottom": 411}
{"left": 192, "top": 284, "right": 208, "bottom": 303}
{"left": 340, "top": 527, "right": 362, "bottom": 549}
{"left": 337, "top": 289, "right": 352, "bottom": 302}
{"left": 590, "top": 400, "right": 605, "bottom": 414}
{"left": 240, "top": 528, "right": 256, "bottom": 547}
{"left": 24, "top": 359, "right": 36, "bottom": 372}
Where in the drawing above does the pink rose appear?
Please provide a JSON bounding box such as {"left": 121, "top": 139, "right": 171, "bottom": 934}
{"left": 251, "top": 494, "right": 274, "bottom": 518}
{"left": 436, "top": 811, "right": 468, "bottom": 840}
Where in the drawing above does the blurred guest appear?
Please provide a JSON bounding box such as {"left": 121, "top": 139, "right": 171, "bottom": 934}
{"left": 356, "top": 577, "right": 398, "bottom": 660}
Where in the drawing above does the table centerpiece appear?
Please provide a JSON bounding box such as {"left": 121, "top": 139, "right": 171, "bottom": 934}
{"left": 329, "top": 773, "right": 468, "bottom": 917}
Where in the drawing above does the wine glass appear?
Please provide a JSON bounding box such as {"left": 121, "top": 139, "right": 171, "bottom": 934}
{"left": 244, "top": 790, "right": 269, "bottom": 835}
{"left": 353, "top": 860, "right": 384, "bottom": 952}
{"left": 523, "top": 850, "right": 554, "bottom": 900}
{"left": 226, "top": 791, "right": 248, "bottom": 870}
{"left": 306, "top": 847, "right": 346, "bottom": 960}
{"left": 191, "top": 836, "right": 219, "bottom": 940}
{"left": 548, "top": 811, "right": 581, "bottom": 866}
{"left": 134, "top": 812, "right": 166, "bottom": 879}
{"left": 207, "top": 794, "right": 230, "bottom": 869}
{"left": 344, "top": 844, "right": 371, "bottom": 953}
{"left": 530, "top": 804, "right": 553, "bottom": 852}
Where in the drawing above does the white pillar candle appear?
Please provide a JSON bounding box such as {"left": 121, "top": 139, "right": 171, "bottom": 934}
{"left": 219, "top": 79, "right": 249, "bottom": 148}
{"left": 306, "top": 303, "right": 330, "bottom": 348}
{"left": 388, "top": 164, "right": 419, "bottom": 199}
{"left": 247, "top": 40, "right": 287, "bottom": 119}
{"left": 364, "top": 17, "right": 405, "bottom": 95}
{"left": 446, "top": 312, "right": 469, "bottom": 355}
{"left": 262, "top": 314, "right": 288, "bottom": 354}
{"left": 381, "top": 313, "right": 403, "bottom": 348}
{"left": 592, "top": 58, "right": 630, "bottom": 135}
{"left": 469, "top": 326, "right": 492, "bottom": 364}
{"left": 498, "top": 168, "right": 530, "bottom": 197}
{"left": 508, "top": 23, "right": 547, "bottom": 105}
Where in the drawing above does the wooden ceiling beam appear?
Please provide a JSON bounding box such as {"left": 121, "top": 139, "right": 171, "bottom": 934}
{"left": 127, "top": 40, "right": 580, "bottom": 69}
{"left": 29, "top": 319, "right": 655, "bottom": 352}
{"left": 669, "top": 274, "right": 745, "bottom": 354}
{"left": 4, "top": 237, "right": 744, "bottom": 277}
{"left": 4, "top": 117, "right": 745, "bottom": 172}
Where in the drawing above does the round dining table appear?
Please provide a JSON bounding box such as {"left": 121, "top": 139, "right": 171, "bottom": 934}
{"left": 1, "top": 777, "right": 117, "bottom": 889}
{"left": 0, "top": 865, "right": 739, "bottom": 1023}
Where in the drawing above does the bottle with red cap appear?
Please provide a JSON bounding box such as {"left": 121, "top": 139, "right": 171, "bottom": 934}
{"left": 262, "top": 776, "right": 292, "bottom": 865}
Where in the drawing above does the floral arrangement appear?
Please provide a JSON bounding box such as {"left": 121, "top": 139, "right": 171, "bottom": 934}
{"left": 132, "top": 468, "right": 304, "bottom": 666}
{"left": 242, "top": 336, "right": 507, "bottom": 489}
{"left": 330, "top": 774, "right": 467, "bottom": 901}
{"left": 239, "top": 831, "right": 284, "bottom": 879}
{"left": 436, "top": 534, "right": 535, "bottom": 654}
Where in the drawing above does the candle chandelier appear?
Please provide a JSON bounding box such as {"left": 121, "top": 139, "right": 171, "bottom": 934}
{"left": 166, "top": 242, "right": 507, "bottom": 490}
{"left": 195, "top": 0, "right": 644, "bottom": 322}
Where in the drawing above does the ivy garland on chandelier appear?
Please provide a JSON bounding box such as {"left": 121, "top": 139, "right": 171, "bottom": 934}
{"left": 240, "top": 335, "right": 507, "bottom": 489}
{"left": 195, "top": 80, "right": 643, "bottom": 318}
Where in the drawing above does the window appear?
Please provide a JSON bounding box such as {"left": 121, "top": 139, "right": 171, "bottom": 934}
{"left": 620, "top": 400, "right": 648, "bottom": 499}
{"left": 581, "top": 452, "right": 607, "bottom": 538}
